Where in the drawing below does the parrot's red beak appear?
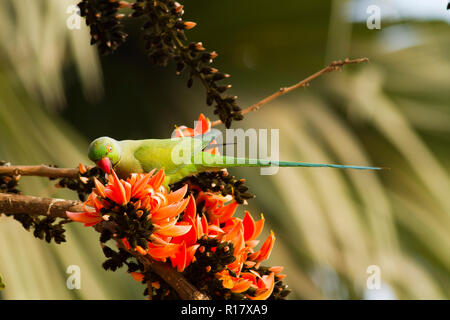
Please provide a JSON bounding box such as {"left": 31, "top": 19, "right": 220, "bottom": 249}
{"left": 96, "top": 157, "right": 112, "bottom": 174}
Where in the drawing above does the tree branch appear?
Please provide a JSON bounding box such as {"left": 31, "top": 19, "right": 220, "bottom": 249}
{"left": 0, "top": 193, "right": 84, "bottom": 218}
{"left": 0, "top": 192, "right": 209, "bottom": 300}
{"left": 118, "top": 242, "right": 210, "bottom": 300}
{"left": 0, "top": 165, "right": 82, "bottom": 178}
{"left": 210, "top": 57, "right": 369, "bottom": 127}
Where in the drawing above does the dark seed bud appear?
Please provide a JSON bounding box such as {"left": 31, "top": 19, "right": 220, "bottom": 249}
{"left": 213, "top": 73, "right": 230, "bottom": 81}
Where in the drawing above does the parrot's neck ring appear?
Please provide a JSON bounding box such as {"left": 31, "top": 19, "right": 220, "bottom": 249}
{"left": 112, "top": 156, "right": 121, "bottom": 169}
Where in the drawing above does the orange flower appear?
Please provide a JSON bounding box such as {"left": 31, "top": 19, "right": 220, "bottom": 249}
{"left": 175, "top": 113, "right": 219, "bottom": 154}
{"left": 67, "top": 169, "right": 192, "bottom": 255}
{"left": 242, "top": 211, "right": 265, "bottom": 244}
{"left": 197, "top": 191, "right": 238, "bottom": 224}
{"left": 130, "top": 272, "right": 145, "bottom": 282}
{"left": 246, "top": 272, "right": 275, "bottom": 300}
{"left": 66, "top": 208, "right": 103, "bottom": 227}
{"left": 66, "top": 192, "right": 104, "bottom": 227}
{"left": 175, "top": 113, "right": 210, "bottom": 138}
{"left": 215, "top": 270, "right": 253, "bottom": 293}
{"left": 147, "top": 243, "right": 181, "bottom": 260}
{"left": 248, "top": 231, "right": 275, "bottom": 263}
{"left": 68, "top": 162, "right": 285, "bottom": 299}
{"left": 171, "top": 242, "right": 200, "bottom": 272}
{"left": 215, "top": 270, "right": 236, "bottom": 289}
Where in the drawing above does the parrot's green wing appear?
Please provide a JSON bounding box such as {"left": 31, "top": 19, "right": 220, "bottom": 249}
{"left": 132, "top": 136, "right": 213, "bottom": 174}
{"left": 131, "top": 136, "right": 221, "bottom": 186}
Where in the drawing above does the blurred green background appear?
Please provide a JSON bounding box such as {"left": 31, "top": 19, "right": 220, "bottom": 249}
{"left": 0, "top": 0, "right": 449, "bottom": 299}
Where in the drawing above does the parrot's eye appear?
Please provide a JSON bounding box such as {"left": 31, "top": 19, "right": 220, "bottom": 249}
{"left": 106, "top": 145, "right": 113, "bottom": 153}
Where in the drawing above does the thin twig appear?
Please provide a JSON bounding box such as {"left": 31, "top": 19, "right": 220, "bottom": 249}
{"left": 210, "top": 57, "right": 369, "bottom": 127}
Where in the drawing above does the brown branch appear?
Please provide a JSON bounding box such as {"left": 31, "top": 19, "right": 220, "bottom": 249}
{"left": 0, "top": 193, "right": 84, "bottom": 218}
{"left": 210, "top": 57, "right": 369, "bottom": 127}
{"left": 0, "top": 164, "right": 82, "bottom": 179}
{"left": 118, "top": 242, "right": 210, "bottom": 300}
{"left": 145, "top": 258, "right": 210, "bottom": 300}
{"left": 0, "top": 192, "right": 209, "bottom": 300}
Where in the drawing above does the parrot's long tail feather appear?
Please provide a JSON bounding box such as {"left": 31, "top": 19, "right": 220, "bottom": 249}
{"left": 199, "top": 154, "right": 384, "bottom": 170}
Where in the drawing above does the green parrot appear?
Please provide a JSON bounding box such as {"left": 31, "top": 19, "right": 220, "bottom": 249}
{"left": 88, "top": 136, "right": 382, "bottom": 186}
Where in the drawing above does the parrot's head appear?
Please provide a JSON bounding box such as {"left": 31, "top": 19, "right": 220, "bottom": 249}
{"left": 88, "top": 137, "right": 121, "bottom": 174}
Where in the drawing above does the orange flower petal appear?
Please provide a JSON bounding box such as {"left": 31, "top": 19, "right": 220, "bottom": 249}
{"left": 78, "top": 163, "right": 87, "bottom": 174}
{"left": 208, "top": 201, "right": 238, "bottom": 224}
{"left": 155, "top": 223, "right": 192, "bottom": 237}
{"left": 147, "top": 243, "right": 180, "bottom": 259}
{"left": 245, "top": 240, "right": 260, "bottom": 249}
{"left": 173, "top": 242, "right": 187, "bottom": 272}
{"left": 247, "top": 273, "right": 275, "bottom": 300}
{"left": 123, "top": 181, "right": 132, "bottom": 203}
{"left": 240, "top": 272, "right": 257, "bottom": 284}
{"left": 174, "top": 126, "right": 185, "bottom": 138}
{"left": 186, "top": 244, "right": 199, "bottom": 265}
{"left": 149, "top": 234, "right": 170, "bottom": 246}
{"left": 194, "top": 113, "right": 210, "bottom": 135}
{"left": 252, "top": 214, "right": 265, "bottom": 240}
{"left": 107, "top": 170, "right": 128, "bottom": 205}
{"left": 242, "top": 211, "right": 255, "bottom": 242}
{"left": 231, "top": 279, "right": 251, "bottom": 293}
{"left": 151, "top": 197, "right": 189, "bottom": 221}
{"left": 122, "top": 238, "right": 131, "bottom": 250}
{"left": 182, "top": 195, "right": 196, "bottom": 223}
{"left": 250, "top": 231, "right": 275, "bottom": 262}
{"left": 171, "top": 219, "right": 197, "bottom": 246}
{"left": 222, "top": 220, "right": 243, "bottom": 244}
{"left": 218, "top": 273, "right": 235, "bottom": 289}
{"left": 130, "top": 172, "right": 153, "bottom": 199}
{"left": 269, "top": 266, "right": 284, "bottom": 274}
{"left": 66, "top": 211, "right": 102, "bottom": 227}
{"left": 200, "top": 214, "right": 208, "bottom": 235}
{"left": 208, "top": 224, "right": 224, "bottom": 234}
{"left": 149, "top": 168, "right": 165, "bottom": 190}
{"left": 166, "top": 184, "right": 188, "bottom": 204}
{"left": 93, "top": 177, "right": 106, "bottom": 198}
{"left": 93, "top": 195, "right": 105, "bottom": 211}
{"left": 218, "top": 201, "right": 238, "bottom": 224}
{"left": 130, "top": 272, "right": 144, "bottom": 282}
{"left": 135, "top": 245, "right": 147, "bottom": 255}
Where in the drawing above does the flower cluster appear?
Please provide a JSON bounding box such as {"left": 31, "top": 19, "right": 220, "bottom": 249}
{"left": 66, "top": 114, "right": 290, "bottom": 300}
{"left": 67, "top": 167, "right": 288, "bottom": 298}
{"left": 78, "top": 0, "right": 129, "bottom": 55}
{"left": 78, "top": 0, "right": 243, "bottom": 127}
{"left": 178, "top": 191, "right": 286, "bottom": 300}
{"left": 0, "top": 161, "right": 20, "bottom": 194}
{"left": 67, "top": 169, "right": 191, "bottom": 260}
{"left": 172, "top": 114, "right": 289, "bottom": 299}
{"left": 131, "top": 1, "right": 243, "bottom": 127}
{"left": 1, "top": 161, "right": 69, "bottom": 244}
